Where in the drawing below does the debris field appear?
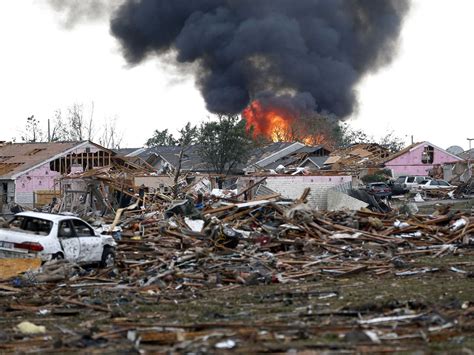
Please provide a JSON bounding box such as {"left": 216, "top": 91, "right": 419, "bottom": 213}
{"left": 1, "top": 190, "right": 473, "bottom": 353}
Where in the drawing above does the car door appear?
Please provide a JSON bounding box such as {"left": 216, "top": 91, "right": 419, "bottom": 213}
{"left": 437, "top": 180, "right": 451, "bottom": 189}
{"left": 57, "top": 220, "right": 81, "bottom": 261}
{"left": 71, "top": 219, "right": 102, "bottom": 262}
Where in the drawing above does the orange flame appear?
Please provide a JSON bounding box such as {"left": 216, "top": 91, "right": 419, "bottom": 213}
{"left": 243, "top": 100, "right": 324, "bottom": 145}
{"left": 243, "top": 100, "right": 293, "bottom": 141}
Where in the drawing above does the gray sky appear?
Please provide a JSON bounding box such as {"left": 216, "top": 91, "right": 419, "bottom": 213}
{"left": 0, "top": 0, "right": 473, "bottom": 149}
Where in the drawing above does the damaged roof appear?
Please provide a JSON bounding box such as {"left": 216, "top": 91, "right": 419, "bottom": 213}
{"left": 130, "top": 142, "right": 331, "bottom": 173}
{"left": 134, "top": 146, "right": 212, "bottom": 172}
{"left": 382, "top": 141, "right": 464, "bottom": 164}
{"left": 245, "top": 142, "right": 301, "bottom": 168}
{"left": 0, "top": 141, "right": 112, "bottom": 179}
{"left": 260, "top": 145, "right": 330, "bottom": 170}
{"left": 324, "top": 143, "right": 391, "bottom": 170}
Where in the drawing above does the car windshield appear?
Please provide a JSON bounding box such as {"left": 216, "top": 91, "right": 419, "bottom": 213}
{"left": 8, "top": 216, "right": 53, "bottom": 236}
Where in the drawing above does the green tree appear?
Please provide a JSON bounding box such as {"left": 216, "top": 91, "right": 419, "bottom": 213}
{"left": 145, "top": 129, "right": 177, "bottom": 147}
{"left": 198, "top": 114, "right": 254, "bottom": 175}
{"left": 379, "top": 131, "right": 406, "bottom": 153}
{"left": 177, "top": 122, "right": 198, "bottom": 146}
{"left": 337, "top": 123, "right": 406, "bottom": 153}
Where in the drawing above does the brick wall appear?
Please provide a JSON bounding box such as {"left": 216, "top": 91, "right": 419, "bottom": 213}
{"left": 239, "top": 175, "right": 352, "bottom": 210}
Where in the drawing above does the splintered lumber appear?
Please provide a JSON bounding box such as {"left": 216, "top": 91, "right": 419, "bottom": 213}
{"left": 234, "top": 177, "right": 267, "bottom": 198}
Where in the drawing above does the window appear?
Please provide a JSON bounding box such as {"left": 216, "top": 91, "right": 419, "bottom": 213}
{"left": 421, "top": 146, "right": 434, "bottom": 164}
{"left": 9, "top": 216, "right": 52, "bottom": 236}
{"left": 72, "top": 220, "right": 94, "bottom": 237}
{"left": 395, "top": 177, "right": 406, "bottom": 184}
{"left": 9, "top": 216, "right": 25, "bottom": 230}
{"left": 58, "top": 221, "right": 74, "bottom": 238}
{"left": 438, "top": 180, "right": 450, "bottom": 186}
{"left": 430, "top": 180, "right": 439, "bottom": 186}
{"left": 407, "top": 177, "right": 415, "bottom": 183}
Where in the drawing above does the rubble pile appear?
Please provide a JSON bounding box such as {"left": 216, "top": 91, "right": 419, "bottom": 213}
{"left": 1, "top": 184, "right": 473, "bottom": 352}
{"left": 111, "top": 198, "right": 473, "bottom": 289}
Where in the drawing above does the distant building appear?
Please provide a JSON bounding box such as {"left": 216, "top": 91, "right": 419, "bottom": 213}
{"left": 0, "top": 141, "right": 114, "bottom": 211}
{"left": 383, "top": 141, "right": 463, "bottom": 177}
{"left": 122, "top": 142, "right": 331, "bottom": 175}
{"left": 244, "top": 142, "right": 330, "bottom": 174}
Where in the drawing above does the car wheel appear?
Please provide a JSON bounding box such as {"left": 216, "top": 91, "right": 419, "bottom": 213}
{"left": 100, "top": 247, "right": 115, "bottom": 268}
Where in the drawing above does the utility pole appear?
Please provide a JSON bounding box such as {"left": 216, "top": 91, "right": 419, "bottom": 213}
{"left": 48, "top": 119, "right": 51, "bottom": 142}
{"left": 467, "top": 138, "right": 474, "bottom": 176}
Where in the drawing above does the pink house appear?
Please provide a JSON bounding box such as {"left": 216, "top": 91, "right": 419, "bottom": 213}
{"left": 383, "top": 141, "right": 463, "bottom": 177}
{"left": 0, "top": 141, "right": 114, "bottom": 211}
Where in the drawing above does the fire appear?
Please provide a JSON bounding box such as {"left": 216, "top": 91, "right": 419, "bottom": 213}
{"left": 243, "top": 100, "right": 324, "bottom": 145}
{"left": 243, "top": 100, "right": 294, "bottom": 142}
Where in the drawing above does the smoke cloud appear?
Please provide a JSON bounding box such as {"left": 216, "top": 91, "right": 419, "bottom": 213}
{"left": 49, "top": 0, "right": 411, "bottom": 117}
{"left": 47, "top": 0, "right": 123, "bottom": 28}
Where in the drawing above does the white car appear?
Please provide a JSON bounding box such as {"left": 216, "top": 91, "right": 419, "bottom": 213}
{"left": 418, "top": 179, "right": 456, "bottom": 190}
{"left": 0, "top": 212, "right": 116, "bottom": 266}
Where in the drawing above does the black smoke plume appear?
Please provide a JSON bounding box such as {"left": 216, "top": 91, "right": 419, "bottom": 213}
{"left": 50, "top": 0, "right": 411, "bottom": 117}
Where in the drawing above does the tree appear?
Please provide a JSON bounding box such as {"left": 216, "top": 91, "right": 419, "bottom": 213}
{"left": 337, "top": 123, "right": 406, "bottom": 152}
{"left": 337, "top": 123, "right": 372, "bottom": 147}
{"left": 98, "top": 117, "right": 123, "bottom": 149}
{"left": 177, "top": 122, "right": 198, "bottom": 147}
{"left": 172, "top": 122, "right": 198, "bottom": 197}
{"left": 379, "top": 131, "right": 406, "bottom": 153}
{"left": 145, "top": 129, "right": 177, "bottom": 147}
{"left": 49, "top": 103, "right": 95, "bottom": 142}
{"left": 198, "top": 114, "right": 254, "bottom": 175}
{"left": 21, "top": 115, "right": 45, "bottom": 142}
{"left": 66, "top": 103, "right": 94, "bottom": 141}
{"left": 50, "top": 110, "right": 68, "bottom": 142}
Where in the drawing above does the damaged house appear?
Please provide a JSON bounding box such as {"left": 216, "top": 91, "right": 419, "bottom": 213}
{"left": 244, "top": 142, "right": 331, "bottom": 174}
{"left": 124, "top": 146, "right": 212, "bottom": 174}
{"left": 124, "top": 142, "right": 331, "bottom": 176}
{"left": 322, "top": 143, "right": 391, "bottom": 174}
{"left": 0, "top": 141, "right": 114, "bottom": 212}
{"left": 382, "top": 141, "right": 463, "bottom": 177}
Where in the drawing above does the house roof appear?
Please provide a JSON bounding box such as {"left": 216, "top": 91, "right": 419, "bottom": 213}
{"left": 136, "top": 145, "right": 212, "bottom": 172}
{"left": 0, "top": 142, "right": 82, "bottom": 179}
{"left": 324, "top": 143, "right": 391, "bottom": 170}
{"left": 458, "top": 148, "right": 474, "bottom": 160}
{"left": 262, "top": 145, "right": 329, "bottom": 170}
{"left": 136, "top": 142, "right": 331, "bottom": 173}
{"left": 245, "top": 142, "right": 299, "bottom": 167}
{"left": 381, "top": 142, "right": 422, "bottom": 164}
{"left": 115, "top": 147, "right": 142, "bottom": 156}
{"left": 0, "top": 141, "right": 114, "bottom": 179}
{"left": 299, "top": 156, "right": 328, "bottom": 169}
{"left": 383, "top": 141, "right": 464, "bottom": 164}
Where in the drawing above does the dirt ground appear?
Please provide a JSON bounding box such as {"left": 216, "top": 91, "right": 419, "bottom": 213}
{"left": 1, "top": 255, "right": 473, "bottom": 354}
